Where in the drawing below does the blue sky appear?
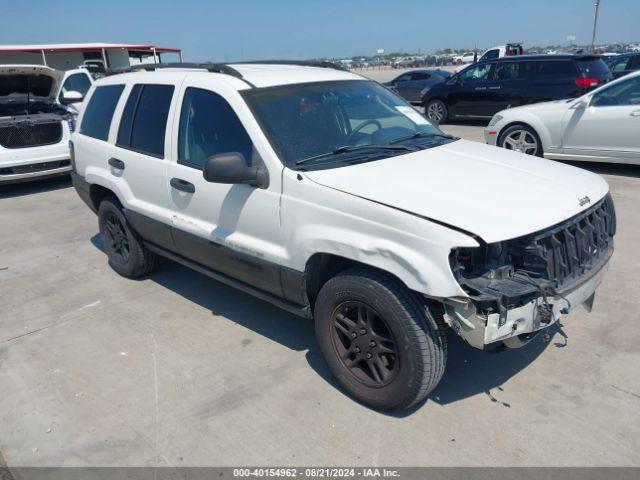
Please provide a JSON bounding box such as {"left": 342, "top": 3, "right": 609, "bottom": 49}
{"left": 3, "top": 0, "right": 639, "bottom": 61}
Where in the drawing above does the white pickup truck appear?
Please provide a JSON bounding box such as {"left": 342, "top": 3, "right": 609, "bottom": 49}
{"left": 70, "top": 62, "right": 615, "bottom": 411}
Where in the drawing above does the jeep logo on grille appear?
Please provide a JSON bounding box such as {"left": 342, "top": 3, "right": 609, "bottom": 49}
{"left": 578, "top": 196, "right": 591, "bottom": 206}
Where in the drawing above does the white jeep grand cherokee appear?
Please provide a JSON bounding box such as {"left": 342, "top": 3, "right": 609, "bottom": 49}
{"left": 71, "top": 62, "right": 616, "bottom": 411}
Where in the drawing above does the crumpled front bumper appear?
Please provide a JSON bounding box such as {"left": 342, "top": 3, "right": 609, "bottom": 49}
{"left": 443, "top": 253, "right": 611, "bottom": 349}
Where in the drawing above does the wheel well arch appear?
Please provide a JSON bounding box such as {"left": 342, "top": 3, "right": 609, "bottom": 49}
{"left": 422, "top": 96, "right": 447, "bottom": 108}
{"left": 303, "top": 253, "right": 412, "bottom": 311}
{"left": 89, "top": 183, "right": 122, "bottom": 212}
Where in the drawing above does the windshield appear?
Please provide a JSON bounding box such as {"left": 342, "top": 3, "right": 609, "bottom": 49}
{"left": 243, "top": 80, "right": 452, "bottom": 169}
{"left": 0, "top": 74, "right": 58, "bottom": 116}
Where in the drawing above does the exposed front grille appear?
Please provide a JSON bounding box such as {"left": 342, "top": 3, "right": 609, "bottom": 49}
{"left": 511, "top": 194, "right": 616, "bottom": 288}
{"left": 0, "top": 122, "right": 63, "bottom": 149}
{"left": 0, "top": 160, "right": 71, "bottom": 176}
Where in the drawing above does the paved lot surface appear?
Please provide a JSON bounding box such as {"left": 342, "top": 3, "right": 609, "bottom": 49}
{"left": 1, "top": 103, "right": 639, "bottom": 467}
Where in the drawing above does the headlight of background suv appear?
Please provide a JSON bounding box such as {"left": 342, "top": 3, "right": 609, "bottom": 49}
{"left": 488, "top": 114, "right": 503, "bottom": 127}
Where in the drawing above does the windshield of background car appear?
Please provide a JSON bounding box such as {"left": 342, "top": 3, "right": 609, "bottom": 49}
{"left": 243, "top": 80, "right": 447, "bottom": 169}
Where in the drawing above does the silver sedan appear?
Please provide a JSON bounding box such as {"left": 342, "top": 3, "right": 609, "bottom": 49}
{"left": 485, "top": 70, "right": 640, "bottom": 165}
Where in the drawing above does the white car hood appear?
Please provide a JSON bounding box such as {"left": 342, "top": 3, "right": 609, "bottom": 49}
{"left": 0, "top": 64, "right": 63, "bottom": 100}
{"left": 304, "top": 139, "right": 609, "bottom": 243}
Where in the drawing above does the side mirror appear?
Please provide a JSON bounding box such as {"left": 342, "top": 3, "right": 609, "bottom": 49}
{"left": 203, "top": 152, "right": 269, "bottom": 189}
{"left": 61, "top": 90, "right": 84, "bottom": 104}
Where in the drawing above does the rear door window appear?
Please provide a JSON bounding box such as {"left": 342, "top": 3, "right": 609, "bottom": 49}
{"left": 116, "top": 84, "right": 174, "bottom": 158}
{"left": 80, "top": 85, "right": 125, "bottom": 141}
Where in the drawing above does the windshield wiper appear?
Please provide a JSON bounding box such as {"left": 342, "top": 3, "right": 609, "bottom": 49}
{"left": 389, "top": 131, "right": 457, "bottom": 144}
{"left": 296, "top": 144, "right": 415, "bottom": 166}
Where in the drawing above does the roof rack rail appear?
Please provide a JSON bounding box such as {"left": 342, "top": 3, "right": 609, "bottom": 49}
{"left": 107, "top": 62, "right": 245, "bottom": 79}
{"left": 231, "top": 60, "right": 346, "bottom": 71}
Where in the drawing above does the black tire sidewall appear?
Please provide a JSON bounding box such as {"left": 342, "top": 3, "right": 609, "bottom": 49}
{"left": 315, "top": 272, "right": 431, "bottom": 410}
{"left": 98, "top": 200, "right": 144, "bottom": 278}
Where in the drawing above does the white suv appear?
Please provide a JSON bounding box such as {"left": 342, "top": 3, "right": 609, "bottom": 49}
{"left": 71, "top": 62, "right": 616, "bottom": 411}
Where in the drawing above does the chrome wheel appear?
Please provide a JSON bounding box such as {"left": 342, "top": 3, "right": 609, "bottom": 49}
{"left": 502, "top": 129, "right": 539, "bottom": 155}
{"left": 426, "top": 101, "right": 445, "bottom": 122}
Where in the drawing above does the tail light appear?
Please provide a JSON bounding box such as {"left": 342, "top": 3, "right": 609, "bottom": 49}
{"left": 576, "top": 77, "right": 599, "bottom": 88}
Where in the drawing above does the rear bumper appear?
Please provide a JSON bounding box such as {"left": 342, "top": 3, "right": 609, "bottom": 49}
{"left": 444, "top": 250, "right": 611, "bottom": 349}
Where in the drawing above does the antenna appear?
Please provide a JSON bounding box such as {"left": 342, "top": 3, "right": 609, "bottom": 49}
{"left": 591, "top": 0, "right": 601, "bottom": 52}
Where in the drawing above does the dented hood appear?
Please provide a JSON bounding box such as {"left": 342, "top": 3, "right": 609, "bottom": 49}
{"left": 303, "top": 139, "right": 609, "bottom": 243}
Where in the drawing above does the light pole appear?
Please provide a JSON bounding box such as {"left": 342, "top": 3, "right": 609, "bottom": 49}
{"left": 591, "top": 0, "right": 601, "bottom": 52}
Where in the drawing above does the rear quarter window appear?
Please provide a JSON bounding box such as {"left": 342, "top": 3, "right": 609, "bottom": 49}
{"left": 535, "top": 60, "right": 577, "bottom": 76}
{"left": 80, "top": 85, "right": 125, "bottom": 141}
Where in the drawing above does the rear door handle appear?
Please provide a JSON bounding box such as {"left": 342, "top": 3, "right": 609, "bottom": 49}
{"left": 630, "top": 110, "right": 640, "bottom": 117}
{"left": 489, "top": 86, "right": 501, "bottom": 90}
{"left": 170, "top": 177, "right": 195, "bottom": 193}
{"left": 108, "top": 157, "right": 125, "bottom": 170}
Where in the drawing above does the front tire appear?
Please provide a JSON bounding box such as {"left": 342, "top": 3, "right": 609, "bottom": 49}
{"left": 314, "top": 267, "right": 447, "bottom": 411}
{"left": 424, "top": 99, "right": 448, "bottom": 124}
{"left": 98, "top": 199, "right": 156, "bottom": 279}
{"left": 498, "top": 124, "right": 543, "bottom": 157}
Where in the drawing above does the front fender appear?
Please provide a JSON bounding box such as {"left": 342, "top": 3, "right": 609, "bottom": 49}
{"left": 282, "top": 170, "right": 479, "bottom": 298}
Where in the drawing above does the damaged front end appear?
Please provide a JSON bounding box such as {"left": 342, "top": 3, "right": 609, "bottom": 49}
{"left": 444, "top": 194, "right": 616, "bottom": 349}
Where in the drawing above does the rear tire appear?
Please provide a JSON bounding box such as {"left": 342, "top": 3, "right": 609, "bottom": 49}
{"left": 314, "top": 267, "right": 447, "bottom": 411}
{"left": 98, "top": 199, "right": 156, "bottom": 279}
{"left": 424, "top": 99, "right": 448, "bottom": 124}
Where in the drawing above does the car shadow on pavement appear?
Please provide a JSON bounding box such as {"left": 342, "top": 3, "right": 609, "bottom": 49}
{"left": 561, "top": 161, "right": 640, "bottom": 178}
{"left": 90, "top": 234, "right": 562, "bottom": 416}
{"left": 0, "top": 176, "right": 71, "bottom": 199}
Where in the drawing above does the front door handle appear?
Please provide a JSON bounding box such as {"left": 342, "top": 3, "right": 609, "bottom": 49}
{"left": 108, "top": 157, "right": 125, "bottom": 170}
{"left": 170, "top": 177, "right": 195, "bottom": 193}
{"left": 474, "top": 86, "right": 487, "bottom": 91}
{"left": 630, "top": 110, "right": 640, "bottom": 117}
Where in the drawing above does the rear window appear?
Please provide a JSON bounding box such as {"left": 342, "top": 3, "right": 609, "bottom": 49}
{"left": 577, "top": 58, "right": 612, "bottom": 79}
{"left": 535, "top": 60, "right": 577, "bottom": 76}
{"left": 80, "top": 85, "right": 125, "bottom": 141}
{"left": 116, "top": 84, "right": 174, "bottom": 158}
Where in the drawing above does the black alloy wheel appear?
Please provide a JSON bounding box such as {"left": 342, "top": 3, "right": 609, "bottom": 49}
{"left": 331, "top": 301, "right": 399, "bottom": 387}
